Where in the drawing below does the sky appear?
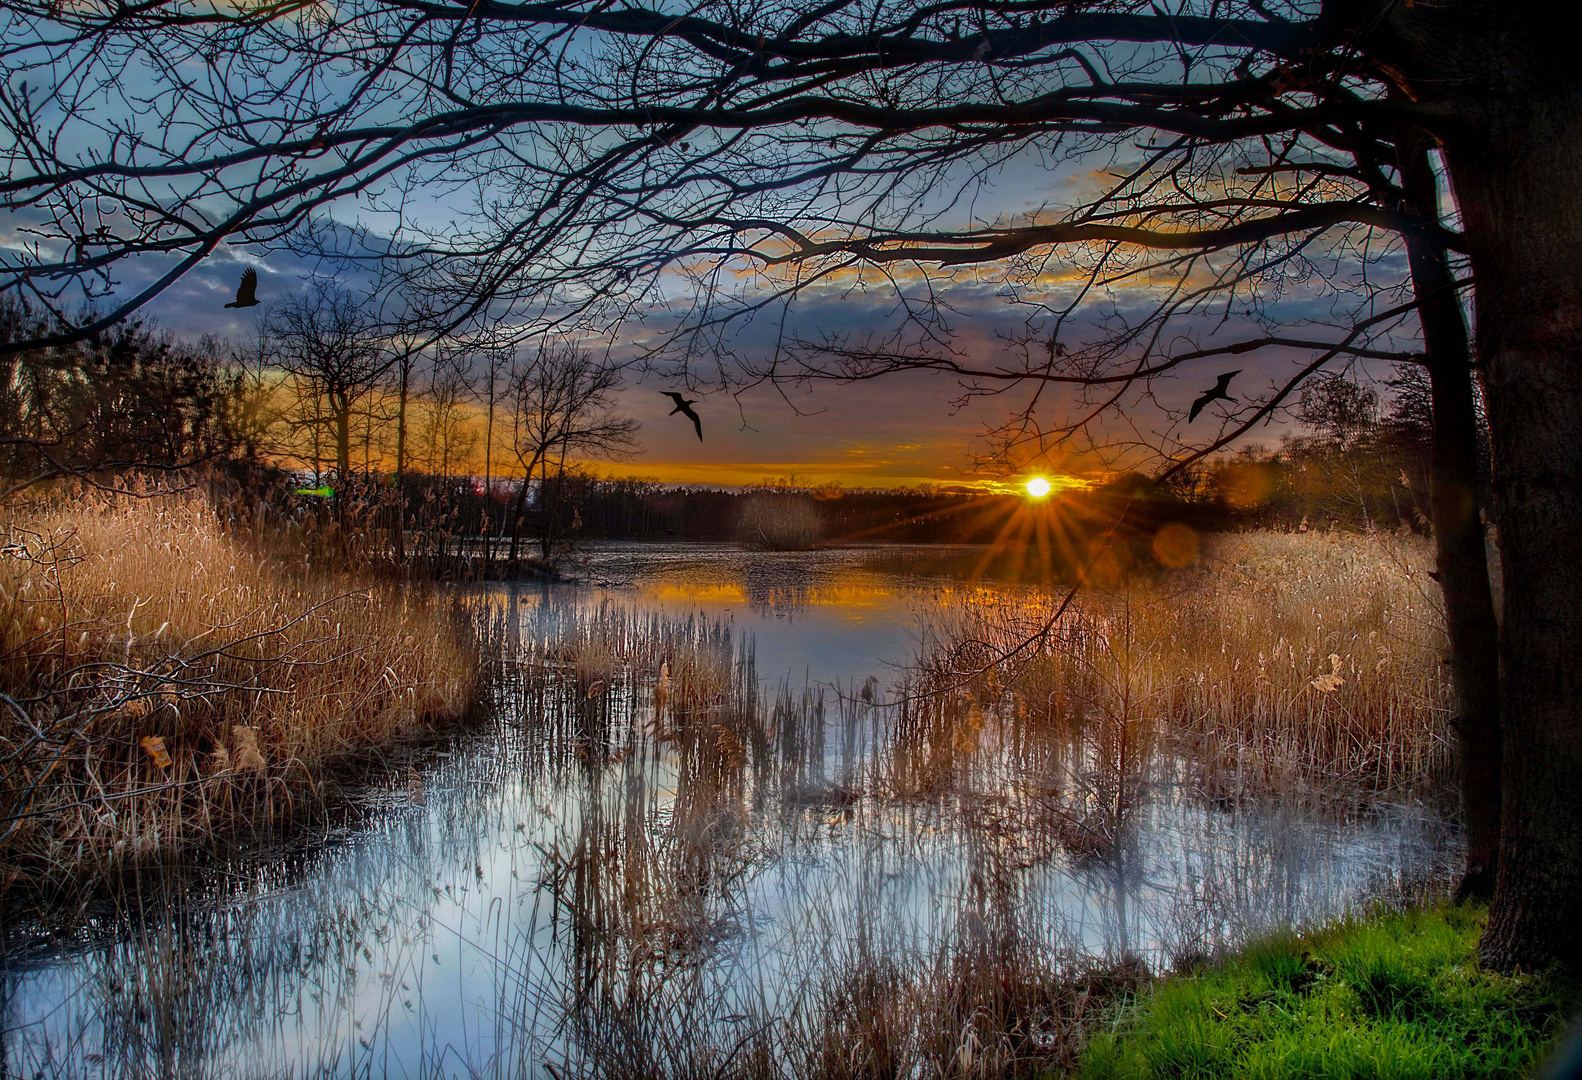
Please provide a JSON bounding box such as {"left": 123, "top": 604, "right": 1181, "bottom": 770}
{"left": 58, "top": 153, "right": 1094, "bottom": 490}
{"left": 132, "top": 253, "right": 1245, "bottom": 490}
{"left": 3, "top": 119, "right": 1382, "bottom": 492}
{"left": 0, "top": 7, "right": 1429, "bottom": 492}
{"left": 162, "top": 258, "right": 1056, "bottom": 488}
{"left": 94, "top": 213, "right": 1336, "bottom": 491}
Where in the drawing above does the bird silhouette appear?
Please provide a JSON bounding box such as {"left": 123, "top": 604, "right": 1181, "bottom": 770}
{"left": 1188, "top": 369, "right": 1242, "bottom": 422}
{"left": 224, "top": 268, "right": 260, "bottom": 309}
{"left": 661, "top": 391, "right": 703, "bottom": 441}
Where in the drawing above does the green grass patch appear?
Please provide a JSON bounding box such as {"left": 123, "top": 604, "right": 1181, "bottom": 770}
{"left": 1074, "top": 905, "right": 1578, "bottom": 1080}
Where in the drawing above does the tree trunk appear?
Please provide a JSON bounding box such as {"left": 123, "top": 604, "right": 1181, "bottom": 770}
{"left": 1444, "top": 93, "right": 1582, "bottom": 972}
{"left": 333, "top": 397, "right": 352, "bottom": 527}
{"left": 507, "top": 451, "right": 543, "bottom": 565}
{"left": 395, "top": 361, "right": 410, "bottom": 564}
{"left": 334, "top": 402, "right": 352, "bottom": 485}
{"left": 540, "top": 442, "right": 571, "bottom": 562}
{"left": 1398, "top": 144, "right": 1502, "bottom": 901}
{"left": 482, "top": 393, "right": 494, "bottom": 565}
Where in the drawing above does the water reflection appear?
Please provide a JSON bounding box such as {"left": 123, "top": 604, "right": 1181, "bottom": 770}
{"left": 0, "top": 546, "right": 1457, "bottom": 1078}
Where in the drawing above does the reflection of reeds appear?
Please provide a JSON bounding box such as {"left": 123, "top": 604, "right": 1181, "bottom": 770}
{"left": 508, "top": 532, "right": 1455, "bottom": 1077}
{"left": 500, "top": 600, "right": 1163, "bottom": 1078}
{"left": 506, "top": 604, "right": 780, "bottom": 1077}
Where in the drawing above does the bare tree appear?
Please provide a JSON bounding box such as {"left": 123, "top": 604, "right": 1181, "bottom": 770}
{"left": 0, "top": 295, "right": 241, "bottom": 499}
{"left": 1291, "top": 373, "right": 1384, "bottom": 528}
{"left": 416, "top": 348, "right": 478, "bottom": 480}
{"left": 503, "top": 343, "right": 639, "bottom": 565}
{"left": 267, "top": 281, "right": 388, "bottom": 487}
{"left": 469, "top": 337, "right": 515, "bottom": 555}
{"left": 1, "top": 0, "right": 1574, "bottom": 967}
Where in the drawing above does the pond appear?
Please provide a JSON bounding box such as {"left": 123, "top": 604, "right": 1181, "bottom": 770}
{"left": 0, "top": 542, "right": 1458, "bottom": 1078}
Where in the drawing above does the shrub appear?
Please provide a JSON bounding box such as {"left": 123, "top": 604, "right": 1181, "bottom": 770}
{"left": 735, "top": 493, "right": 824, "bottom": 550}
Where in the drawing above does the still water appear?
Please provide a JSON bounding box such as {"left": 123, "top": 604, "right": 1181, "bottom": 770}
{"left": 0, "top": 544, "right": 1457, "bottom": 1078}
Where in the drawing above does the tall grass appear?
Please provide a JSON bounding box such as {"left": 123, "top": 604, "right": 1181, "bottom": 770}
{"left": 913, "top": 530, "right": 1452, "bottom": 800}
{"left": 0, "top": 492, "right": 478, "bottom": 893}
{"left": 500, "top": 532, "right": 1458, "bottom": 1078}
{"left": 0, "top": 530, "right": 1470, "bottom": 1079}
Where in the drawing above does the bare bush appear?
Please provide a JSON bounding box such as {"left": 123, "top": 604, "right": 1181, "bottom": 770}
{"left": 735, "top": 495, "right": 823, "bottom": 552}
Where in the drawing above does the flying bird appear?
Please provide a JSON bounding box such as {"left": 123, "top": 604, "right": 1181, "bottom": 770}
{"left": 661, "top": 391, "right": 703, "bottom": 441}
{"left": 224, "top": 268, "right": 260, "bottom": 309}
{"left": 1188, "top": 370, "right": 1242, "bottom": 422}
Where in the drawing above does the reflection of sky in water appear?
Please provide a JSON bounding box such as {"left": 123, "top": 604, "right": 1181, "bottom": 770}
{"left": 545, "top": 541, "right": 1044, "bottom": 684}
{"left": 0, "top": 544, "right": 1458, "bottom": 1078}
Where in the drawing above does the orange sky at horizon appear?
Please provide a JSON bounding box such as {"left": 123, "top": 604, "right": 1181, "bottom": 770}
{"left": 305, "top": 366, "right": 1102, "bottom": 492}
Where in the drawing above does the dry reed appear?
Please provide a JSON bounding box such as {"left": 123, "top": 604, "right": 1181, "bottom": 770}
{"left": 0, "top": 531, "right": 1459, "bottom": 1079}
{"left": 0, "top": 492, "right": 479, "bottom": 893}
{"left": 913, "top": 529, "right": 1453, "bottom": 801}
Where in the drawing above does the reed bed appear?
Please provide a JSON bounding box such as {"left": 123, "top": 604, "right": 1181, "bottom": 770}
{"left": 0, "top": 493, "right": 479, "bottom": 894}
{"left": 911, "top": 529, "right": 1452, "bottom": 802}
{"left": 489, "top": 606, "right": 1183, "bottom": 1079}
{"left": 1, "top": 533, "right": 1461, "bottom": 1079}
{"left": 494, "top": 531, "right": 1457, "bottom": 1078}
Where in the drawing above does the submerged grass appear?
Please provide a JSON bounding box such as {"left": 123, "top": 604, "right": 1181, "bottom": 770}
{"left": 0, "top": 493, "right": 479, "bottom": 894}
{"left": 1074, "top": 905, "right": 1577, "bottom": 1080}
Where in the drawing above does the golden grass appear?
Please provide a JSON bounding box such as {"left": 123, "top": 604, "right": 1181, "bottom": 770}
{"left": 1156, "top": 530, "right": 1450, "bottom": 792}
{"left": 0, "top": 493, "right": 478, "bottom": 891}
{"left": 916, "top": 529, "right": 1452, "bottom": 797}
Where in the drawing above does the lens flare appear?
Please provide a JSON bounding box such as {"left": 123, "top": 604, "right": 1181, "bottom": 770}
{"left": 1025, "top": 476, "right": 1052, "bottom": 498}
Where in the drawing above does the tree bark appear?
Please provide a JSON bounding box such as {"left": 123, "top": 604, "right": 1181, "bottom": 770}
{"left": 1443, "top": 92, "right": 1582, "bottom": 972}
{"left": 333, "top": 400, "right": 352, "bottom": 485}
{"left": 505, "top": 478, "right": 522, "bottom": 564}
{"left": 333, "top": 396, "right": 352, "bottom": 528}
{"left": 1397, "top": 144, "right": 1502, "bottom": 901}
{"left": 507, "top": 452, "right": 542, "bottom": 565}
{"left": 482, "top": 387, "right": 494, "bottom": 564}
{"left": 395, "top": 360, "right": 410, "bottom": 564}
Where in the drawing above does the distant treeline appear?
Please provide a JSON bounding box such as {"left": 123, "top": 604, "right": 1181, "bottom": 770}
{"left": 3, "top": 285, "right": 1469, "bottom": 578}
{"left": 477, "top": 367, "right": 1459, "bottom": 549}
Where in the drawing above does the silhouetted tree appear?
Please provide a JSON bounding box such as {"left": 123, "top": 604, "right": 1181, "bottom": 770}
{"left": 1, "top": 296, "right": 241, "bottom": 497}
{"left": 2, "top": 0, "right": 1573, "bottom": 967}
{"left": 268, "top": 281, "right": 387, "bottom": 486}
{"left": 502, "top": 343, "right": 639, "bottom": 565}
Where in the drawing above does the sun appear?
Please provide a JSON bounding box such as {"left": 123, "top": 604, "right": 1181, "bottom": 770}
{"left": 1024, "top": 476, "right": 1053, "bottom": 498}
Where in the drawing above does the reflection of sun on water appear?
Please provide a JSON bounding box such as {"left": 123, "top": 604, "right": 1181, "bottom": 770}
{"left": 1024, "top": 476, "right": 1053, "bottom": 498}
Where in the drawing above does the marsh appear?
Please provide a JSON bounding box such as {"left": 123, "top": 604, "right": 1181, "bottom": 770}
{"left": 0, "top": 535, "right": 1458, "bottom": 1078}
